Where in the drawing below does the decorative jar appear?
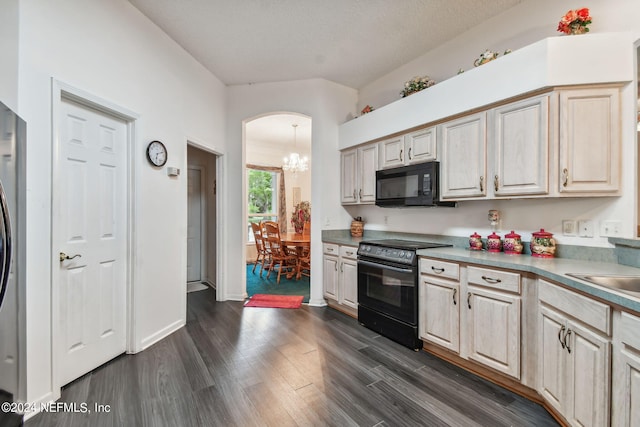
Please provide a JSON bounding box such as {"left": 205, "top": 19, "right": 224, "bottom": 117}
{"left": 469, "top": 232, "right": 483, "bottom": 251}
{"left": 486, "top": 232, "right": 502, "bottom": 252}
{"left": 503, "top": 230, "right": 523, "bottom": 255}
{"left": 530, "top": 229, "right": 556, "bottom": 258}
{"left": 350, "top": 217, "right": 364, "bottom": 237}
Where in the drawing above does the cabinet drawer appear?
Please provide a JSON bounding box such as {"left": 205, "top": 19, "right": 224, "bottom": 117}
{"left": 618, "top": 311, "right": 640, "bottom": 349}
{"left": 467, "top": 266, "right": 521, "bottom": 294}
{"left": 323, "top": 243, "right": 339, "bottom": 256}
{"left": 340, "top": 245, "right": 358, "bottom": 260}
{"left": 420, "top": 258, "right": 459, "bottom": 281}
{"left": 538, "top": 279, "right": 611, "bottom": 335}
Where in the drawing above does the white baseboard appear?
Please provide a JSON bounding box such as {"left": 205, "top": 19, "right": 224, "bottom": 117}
{"left": 137, "top": 319, "right": 185, "bottom": 352}
{"left": 19, "top": 391, "right": 57, "bottom": 421}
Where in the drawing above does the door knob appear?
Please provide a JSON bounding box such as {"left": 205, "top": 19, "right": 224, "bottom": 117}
{"left": 60, "top": 252, "right": 81, "bottom": 262}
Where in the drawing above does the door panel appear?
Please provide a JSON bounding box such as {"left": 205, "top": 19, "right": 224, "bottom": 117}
{"left": 58, "top": 99, "right": 127, "bottom": 386}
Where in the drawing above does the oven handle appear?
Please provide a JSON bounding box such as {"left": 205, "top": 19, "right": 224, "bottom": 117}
{"left": 357, "top": 259, "right": 414, "bottom": 274}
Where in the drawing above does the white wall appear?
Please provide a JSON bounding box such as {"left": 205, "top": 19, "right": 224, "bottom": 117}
{"left": 346, "top": 0, "right": 640, "bottom": 248}
{"left": 359, "top": 0, "right": 640, "bottom": 110}
{"left": 226, "top": 79, "right": 357, "bottom": 305}
{"left": 0, "top": 0, "right": 19, "bottom": 109}
{"left": 18, "top": 0, "right": 226, "bottom": 404}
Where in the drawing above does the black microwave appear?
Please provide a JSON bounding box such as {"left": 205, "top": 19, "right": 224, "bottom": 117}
{"left": 375, "top": 162, "right": 455, "bottom": 207}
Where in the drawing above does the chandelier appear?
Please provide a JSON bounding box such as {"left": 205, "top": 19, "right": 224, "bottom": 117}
{"left": 282, "top": 124, "right": 308, "bottom": 172}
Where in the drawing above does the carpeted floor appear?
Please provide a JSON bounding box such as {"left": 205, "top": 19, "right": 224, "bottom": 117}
{"left": 246, "top": 263, "right": 310, "bottom": 303}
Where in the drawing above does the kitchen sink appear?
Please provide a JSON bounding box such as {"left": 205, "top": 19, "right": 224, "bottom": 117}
{"left": 566, "top": 273, "right": 640, "bottom": 295}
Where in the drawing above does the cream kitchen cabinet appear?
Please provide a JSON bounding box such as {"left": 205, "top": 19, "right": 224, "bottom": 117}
{"left": 379, "top": 127, "right": 436, "bottom": 169}
{"left": 322, "top": 243, "right": 358, "bottom": 316}
{"left": 490, "top": 94, "right": 550, "bottom": 197}
{"left": 419, "top": 259, "right": 521, "bottom": 379}
{"left": 612, "top": 311, "right": 640, "bottom": 427}
{"left": 465, "top": 266, "right": 522, "bottom": 379}
{"left": 538, "top": 279, "right": 611, "bottom": 427}
{"left": 322, "top": 243, "right": 339, "bottom": 300}
{"left": 558, "top": 85, "right": 621, "bottom": 195}
{"left": 340, "top": 143, "right": 378, "bottom": 204}
{"left": 440, "top": 94, "right": 551, "bottom": 200}
{"left": 439, "top": 112, "right": 487, "bottom": 199}
{"left": 419, "top": 258, "right": 460, "bottom": 353}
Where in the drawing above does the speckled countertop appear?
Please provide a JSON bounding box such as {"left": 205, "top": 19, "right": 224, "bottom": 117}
{"left": 322, "top": 230, "right": 640, "bottom": 314}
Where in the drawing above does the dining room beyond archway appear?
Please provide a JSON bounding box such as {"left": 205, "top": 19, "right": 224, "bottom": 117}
{"left": 244, "top": 113, "right": 312, "bottom": 302}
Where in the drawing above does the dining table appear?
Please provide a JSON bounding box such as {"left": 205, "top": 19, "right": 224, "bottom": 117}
{"left": 281, "top": 233, "right": 311, "bottom": 279}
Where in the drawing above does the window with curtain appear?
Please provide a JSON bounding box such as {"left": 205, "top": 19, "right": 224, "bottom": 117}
{"left": 247, "top": 168, "right": 278, "bottom": 242}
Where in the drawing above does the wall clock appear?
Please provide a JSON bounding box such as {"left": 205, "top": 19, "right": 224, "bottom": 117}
{"left": 146, "top": 140, "right": 167, "bottom": 167}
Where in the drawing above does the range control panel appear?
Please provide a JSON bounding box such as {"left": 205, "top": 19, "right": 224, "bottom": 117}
{"left": 357, "top": 244, "right": 416, "bottom": 265}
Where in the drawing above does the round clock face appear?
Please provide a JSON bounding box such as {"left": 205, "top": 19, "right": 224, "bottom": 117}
{"left": 146, "top": 140, "right": 167, "bottom": 167}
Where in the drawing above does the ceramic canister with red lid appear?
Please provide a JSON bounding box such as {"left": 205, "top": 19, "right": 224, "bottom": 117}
{"left": 469, "top": 232, "right": 483, "bottom": 250}
{"left": 486, "top": 232, "right": 502, "bottom": 252}
{"left": 530, "top": 228, "right": 557, "bottom": 258}
{"left": 503, "top": 230, "right": 523, "bottom": 254}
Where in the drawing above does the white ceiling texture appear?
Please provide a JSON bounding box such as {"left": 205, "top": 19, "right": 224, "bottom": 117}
{"left": 128, "top": 0, "right": 524, "bottom": 149}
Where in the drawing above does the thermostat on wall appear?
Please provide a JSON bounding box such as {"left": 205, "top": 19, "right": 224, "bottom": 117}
{"left": 167, "top": 167, "right": 180, "bottom": 177}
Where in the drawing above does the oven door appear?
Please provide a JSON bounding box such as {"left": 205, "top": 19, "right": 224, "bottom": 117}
{"left": 357, "top": 258, "right": 418, "bottom": 325}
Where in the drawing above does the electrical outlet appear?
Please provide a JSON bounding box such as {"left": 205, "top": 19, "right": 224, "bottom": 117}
{"left": 562, "top": 220, "right": 576, "bottom": 236}
{"left": 600, "top": 220, "right": 622, "bottom": 237}
{"left": 578, "top": 220, "right": 594, "bottom": 238}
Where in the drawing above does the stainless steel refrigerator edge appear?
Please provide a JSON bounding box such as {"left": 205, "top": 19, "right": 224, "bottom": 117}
{"left": 0, "top": 100, "right": 26, "bottom": 407}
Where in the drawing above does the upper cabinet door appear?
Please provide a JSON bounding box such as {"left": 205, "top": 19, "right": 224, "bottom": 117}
{"left": 358, "top": 144, "right": 378, "bottom": 203}
{"left": 405, "top": 127, "right": 436, "bottom": 165}
{"left": 491, "top": 95, "right": 549, "bottom": 197}
{"left": 340, "top": 148, "right": 357, "bottom": 204}
{"left": 379, "top": 136, "right": 404, "bottom": 169}
{"left": 558, "top": 86, "right": 621, "bottom": 194}
{"left": 439, "top": 112, "right": 487, "bottom": 199}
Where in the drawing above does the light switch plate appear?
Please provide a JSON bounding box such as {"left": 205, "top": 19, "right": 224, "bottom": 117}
{"left": 562, "top": 220, "right": 576, "bottom": 236}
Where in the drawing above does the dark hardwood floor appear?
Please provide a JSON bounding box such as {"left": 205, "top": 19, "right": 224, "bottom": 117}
{"left": 26, "top": 288, "right": 559, "bottom": 426}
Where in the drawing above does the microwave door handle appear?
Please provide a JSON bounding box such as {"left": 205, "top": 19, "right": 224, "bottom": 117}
{"left": 358, "top": 259, "right": 414, "bottom": 274}
{"left": 0, "top": 181, "right": 11, "bottom": 310}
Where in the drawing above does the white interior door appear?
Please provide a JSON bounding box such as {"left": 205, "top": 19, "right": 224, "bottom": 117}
{"left": 57, "top": 98, "right": 127, "bottom": 386}
{"left": 187, "top": 168, "right": 202, "bottom": 282}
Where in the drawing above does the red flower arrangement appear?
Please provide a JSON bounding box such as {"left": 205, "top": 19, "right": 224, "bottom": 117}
{"left": 557, "top": 7, "right": 592, "bottom": 35}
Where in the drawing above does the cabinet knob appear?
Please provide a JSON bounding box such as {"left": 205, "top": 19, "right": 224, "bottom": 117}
{"left": 494, "top": 175, "right": 499, "bottom": 192}
{"left": 353, "top": 189, "right": 356, "bottom": 199}
{"left": 562, "top": 168, "right": 569, "bottom": 187}
{"left": 452, "top": 288, "right": 457, "bottom": 305}
{"left": 467, "top": 292, "right": 472, "bottom": 309}
{"left": 408, "top": 147, "right": 412, "bottom": 160}
{"left": 359, "top": 189, "right": 362, "bottom": 199}
{"left": 400, "top": 149, "right": 403, "bottom": 162}
{"left": 479, "top": 176, "right": 484, "bottom": 192}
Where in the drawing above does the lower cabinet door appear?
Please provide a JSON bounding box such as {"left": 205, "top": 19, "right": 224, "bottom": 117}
{"left": 466, "top": 286, "right": 520, "bottom": 379}
{"left": 566, "top": 321, "right": 610, "bottom": 427}
{"left": 323, "top": 255, "right": 338, "bottom": 300}
{"left": 419, "top": 278, "right": 460, "bottom": 353}
{"left": 538, "top": 306, "right": 567, "bottom": 414}
{"left": 340, "top": 258, "right": 358, "bottom": 310}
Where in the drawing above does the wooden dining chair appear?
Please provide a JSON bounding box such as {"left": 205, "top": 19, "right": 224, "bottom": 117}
{"left": 250, "top": 222, "right": 268, "bottom": 276}
{"left": 263, "top": 221, "right": 297, "bottom": 283}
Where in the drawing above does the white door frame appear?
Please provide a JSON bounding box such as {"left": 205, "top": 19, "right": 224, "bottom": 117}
{"left": 187, "top": 165, "right": 206, "bottom": 283}
{"left": 50, "top": 79, "right": 139, "bottom": 392}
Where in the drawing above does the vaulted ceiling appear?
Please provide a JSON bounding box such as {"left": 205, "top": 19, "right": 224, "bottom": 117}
{"left": 128, "top": 0, "right": 524, "bottom": 89}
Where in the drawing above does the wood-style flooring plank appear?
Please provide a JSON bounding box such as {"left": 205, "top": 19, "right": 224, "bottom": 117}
{"left": 26, "top": 288, "right": 559, "bottom": 427}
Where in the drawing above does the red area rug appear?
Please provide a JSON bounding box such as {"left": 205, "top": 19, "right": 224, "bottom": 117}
{"left": 244, "top": 294, "right": 304, "bottom": 309}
